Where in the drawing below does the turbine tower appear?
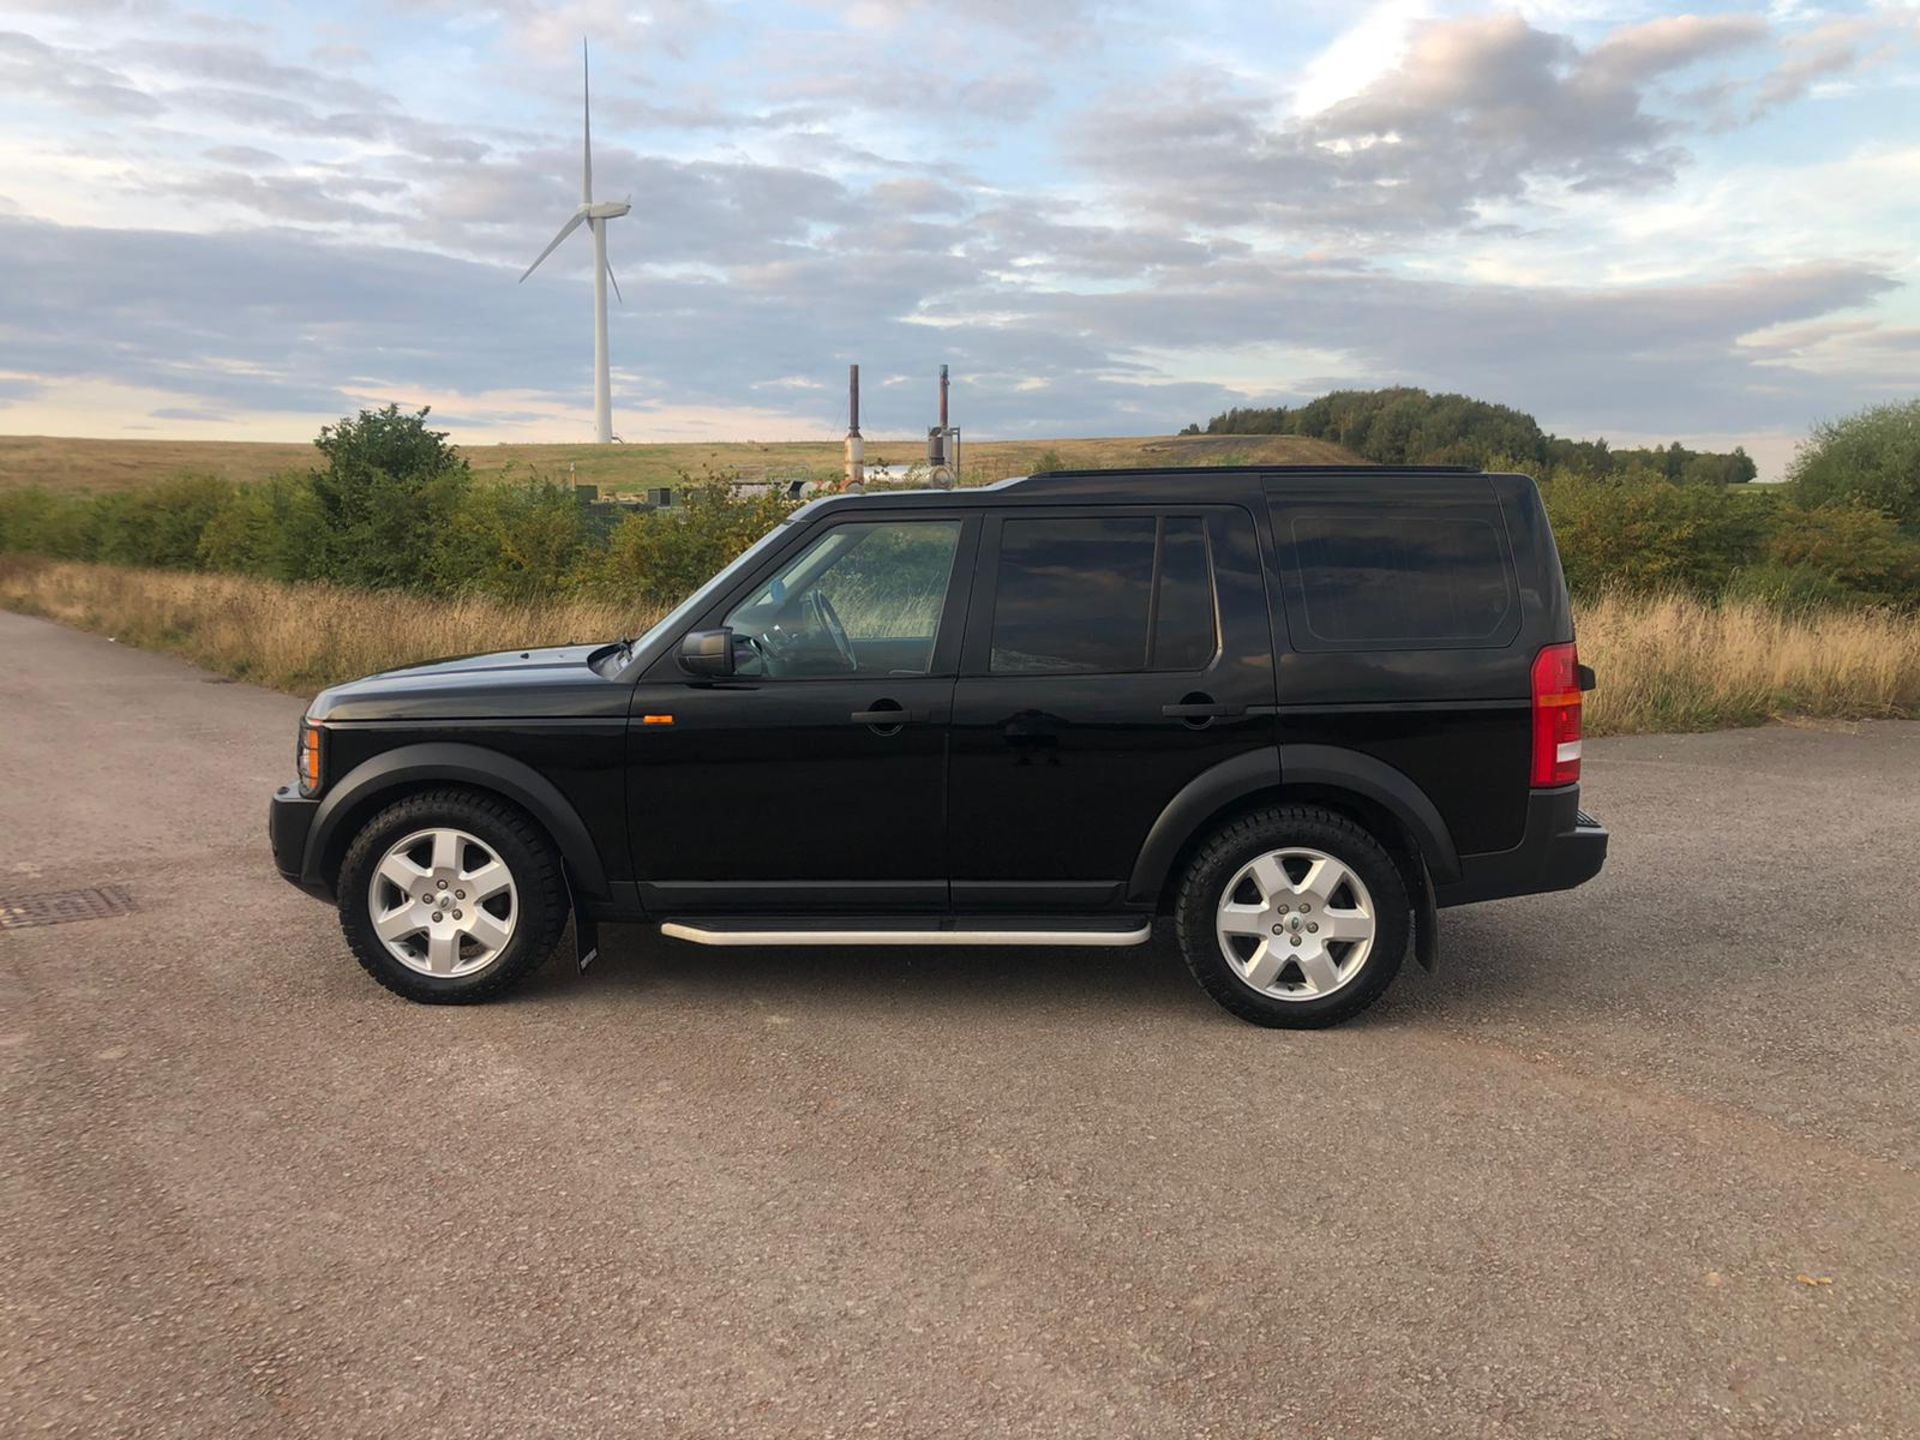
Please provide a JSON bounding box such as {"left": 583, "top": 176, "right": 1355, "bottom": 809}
{"left": 520, "top": 41, "right": 631, "bottom": 444}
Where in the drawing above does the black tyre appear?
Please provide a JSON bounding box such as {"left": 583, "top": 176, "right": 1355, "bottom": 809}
{"left": 1175, "top": 805, "right": 1410, "bottom": 1028}
{"left": 337, "top": 788, "right": 568, "bottom": 1004}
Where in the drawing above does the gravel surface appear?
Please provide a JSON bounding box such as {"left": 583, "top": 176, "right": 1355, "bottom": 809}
{"left": 2, "top": 610, "right": 1915, "bottom": 1439}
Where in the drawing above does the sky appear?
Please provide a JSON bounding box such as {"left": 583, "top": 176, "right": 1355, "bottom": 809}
{"left": 1, "top": 1, "right": 1917, "bottom": 475}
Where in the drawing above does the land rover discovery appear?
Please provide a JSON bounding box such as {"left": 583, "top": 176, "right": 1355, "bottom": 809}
{"left": 269, "top": 465, "right": 1607, "bottom": 1028}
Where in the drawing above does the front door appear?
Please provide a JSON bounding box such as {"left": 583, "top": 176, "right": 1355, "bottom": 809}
{"left": 946, "top": 506, "right": 1277, "bottom": 912}
{"left": 627, "top": 512, "right": 977, "bottom": 914}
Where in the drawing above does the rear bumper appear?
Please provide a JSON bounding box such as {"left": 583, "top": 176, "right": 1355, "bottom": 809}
{"left": 1435, "top": 785, "right": 1607, "bottom": 908}
{"left": 268, "top": 787, "right": 333, "bottom": 902}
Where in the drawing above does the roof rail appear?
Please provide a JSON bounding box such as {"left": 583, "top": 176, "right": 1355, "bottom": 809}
{"left": 1023, "top": 463, "right": 1482, "bottom": 478}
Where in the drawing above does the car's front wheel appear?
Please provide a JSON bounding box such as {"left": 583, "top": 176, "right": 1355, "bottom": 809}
{"left": 336, "top": 788, "right": 568, "bottom": 1003}
{"left": 1176, "top": 805, "right": 1410, "bottom": 1028}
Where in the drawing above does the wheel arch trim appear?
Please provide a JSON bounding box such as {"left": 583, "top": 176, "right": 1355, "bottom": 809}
{"left": 303, "top": 742, "right": 610, "bottom": 903}
{"left": 1125, "top": 744, "right": 1461, "bottom": 904}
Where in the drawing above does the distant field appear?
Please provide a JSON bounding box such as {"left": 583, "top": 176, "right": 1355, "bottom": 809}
{"left": 0, "top": 432, "right": 1363, "bottom": 495}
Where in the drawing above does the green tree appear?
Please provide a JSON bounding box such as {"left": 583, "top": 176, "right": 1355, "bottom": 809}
{"left": 307, "top": 405, "right": 472, "bottom": 589}
{"left": 1787, "top": 400, "right": 1920, "bottom": 527}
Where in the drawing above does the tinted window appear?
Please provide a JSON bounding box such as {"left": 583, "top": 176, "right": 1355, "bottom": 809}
{"left": 989, "top": 516, "right": 1218, "bottom": 675}
{"left": 725, "top": 520, "right": 962, "bottom": 677}
{"left": 1152, "top": 517, "right": 1217, "bottom": 670}
{"left": 1287, "top": 513, "right": 1514, "bottom": 648}
{"left": 992, "top": 517, "right": 1155, "bottom": 674}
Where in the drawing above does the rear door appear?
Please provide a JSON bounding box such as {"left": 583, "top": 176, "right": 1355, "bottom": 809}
{"left": 1263, "top": 474, "right": 1533, "bottom": 856}
{"left": 945, "top": 504, "right": 1275, "bottom": 912}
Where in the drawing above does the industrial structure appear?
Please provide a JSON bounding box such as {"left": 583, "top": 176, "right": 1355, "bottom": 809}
{"left": 926, "top": 364, "right": 960, "bottom": 487}
{"left": 520, "top": 42, "right": 630, "bottom": 445}
{"left": 842, "top": 364, "right": 960, "bottom": 491}
{"left": 844, "top": 364, "right": 864, "bottom": 491}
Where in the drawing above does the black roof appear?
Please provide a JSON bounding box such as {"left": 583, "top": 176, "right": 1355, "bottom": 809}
{"left": 794, "top": 463, "right": 1493, "bottom": 519}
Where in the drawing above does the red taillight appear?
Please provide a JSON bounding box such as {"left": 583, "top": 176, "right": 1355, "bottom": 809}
{"left": 1530, "top": 643, "right": 1582, "bottom": 788}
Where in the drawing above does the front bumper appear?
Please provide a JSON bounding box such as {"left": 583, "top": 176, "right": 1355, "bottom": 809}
{"left": 268, "top": 786, "right": 333, "bottom": 902}
{"left": 1435, "top": 785, "right": 1607, "bottom": 908}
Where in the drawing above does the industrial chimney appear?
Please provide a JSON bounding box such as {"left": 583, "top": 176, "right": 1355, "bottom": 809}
{"left": 926, "top": 364, "right": 958, "bottom": 489}
{"left": 844, "top": 363, "right": 865, "bottom": 492}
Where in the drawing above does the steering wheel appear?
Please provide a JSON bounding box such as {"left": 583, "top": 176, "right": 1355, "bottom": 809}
{"left": 809, "top": 589, "right": 856, "bottom": 671}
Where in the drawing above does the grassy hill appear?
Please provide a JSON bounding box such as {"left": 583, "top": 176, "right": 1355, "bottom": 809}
{"left": 0, "top": 432, "right": 1362, "bottom": 496}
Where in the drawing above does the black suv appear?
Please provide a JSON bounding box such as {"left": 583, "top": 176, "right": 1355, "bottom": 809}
{"left": 269, "top": 465, "right": 1606, "bottom": 1028}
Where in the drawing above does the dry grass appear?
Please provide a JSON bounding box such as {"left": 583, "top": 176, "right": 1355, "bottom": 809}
{"left": 0, "top": 556, "right": 658, "bottom": 693}
{"left": 1577, "top": 590, "right": 1920, "bottom": 735}
{"left": 0, "top": 432, "right": 1362, "bottom": 496}
{"left": 7, "top": 557, "right": 1915, "bottom": 733}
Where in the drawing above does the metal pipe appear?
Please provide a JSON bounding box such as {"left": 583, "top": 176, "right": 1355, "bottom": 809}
{"left": 844, "top": 363, "right": 864, "bottom": 490}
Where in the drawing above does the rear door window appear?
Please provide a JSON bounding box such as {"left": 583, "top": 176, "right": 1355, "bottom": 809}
{"left": 987, "top": 514, "right": 1219, "bottom": 675}
{"left": 1274, "top": 504, "right": 1518, "bottom": 652}
{"left": 1152, "top": 517, "right": 1217, "bottom": 670}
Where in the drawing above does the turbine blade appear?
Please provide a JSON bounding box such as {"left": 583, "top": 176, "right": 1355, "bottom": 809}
{"left": 519, "top": 211, "right": 585, "bottom": 281}
{"left": 605, "top": 251, "right": 622, "bottom": 304}
{"left": 582, "top": 38, "right": 592, "bottom": 205}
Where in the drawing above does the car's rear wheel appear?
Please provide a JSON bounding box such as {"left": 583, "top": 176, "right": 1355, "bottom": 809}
{"left": 337, "top": 788, "right": 568, "bottom": 1004}
{"left": 1176, "top": 805, "right": 1409, "bottom": 1028}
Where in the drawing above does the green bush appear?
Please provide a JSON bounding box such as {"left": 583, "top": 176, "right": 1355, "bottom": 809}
{"left": 430, "top": 471, "right": 591, "bottom": 600}
{"left": 1761, "top": 501, "right": 1920, "bottom": 604}
{"left": 197, "top": 473, "right": 331, "bottom": 582}
{"left": 91, "top": 474, "right": 235, "bottom": 571}
{"left": 1542, "top": 470, "right": 1774, "bottom": 596}
{"left": 8, "top": 401, "right": 1919, "bottom": 616}
{"left": 0, "top": 488, "right": 100, "bottom": 560}
{"left": 1788, "top": 399, "right": 1920, "bottom": 527}
{"left": 586, "top": 477, "right": 797, "bottom": 606}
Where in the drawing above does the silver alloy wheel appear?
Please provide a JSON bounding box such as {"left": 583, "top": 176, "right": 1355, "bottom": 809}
{"left": 1215, "top": 847, "right": 1376, "bottom": 1002}
{"left": 366, "top": 828, "right": 518, "bottom": 978}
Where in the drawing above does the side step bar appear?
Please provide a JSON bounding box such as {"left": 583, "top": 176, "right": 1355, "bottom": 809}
{"left": 660, "top": 917, "right": 1153, "bottom": 948}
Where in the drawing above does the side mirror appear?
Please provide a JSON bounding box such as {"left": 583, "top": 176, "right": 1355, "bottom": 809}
{"left": 677, "top": 627, "right": 735, "bottom": 677}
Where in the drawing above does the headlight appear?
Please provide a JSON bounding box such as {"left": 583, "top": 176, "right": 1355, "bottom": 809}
{"left": 296, "top": 719, "right": 325, "bottom": 797}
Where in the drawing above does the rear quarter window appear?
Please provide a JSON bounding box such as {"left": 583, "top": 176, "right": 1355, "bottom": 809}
{"left": 1275, "top": 506, "right": 1519, "bottom": 652}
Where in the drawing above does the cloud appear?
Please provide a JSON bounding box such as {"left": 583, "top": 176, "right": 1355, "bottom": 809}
{"left": 1071, "top": 11, "right": 1790, "bottom": 235}
{"left": 2, "top": 209, "right": 1901, "bottom": 449}
{"left": 0, "top": 0, "right": 1914, "bottom": 456}
{"left": 0, "top": 30, "right": 164, "bottom": 118}
{"left": 1584, "top": 14, "right": 1770, "bottom": 86}
{"left": 123, "top": 37, "right": 393, "bottom": 111}
{"left": 203, "top": 145, "right": 288, "bottom": 168}
{"left": 1752, "top": 17, "right": 1889, "bottom": 112}
{"left": 766, "top": 50, "right": 1053, "bottom": 121}
{"left": 151, "top": 170, "right": 401, "bottom": 226}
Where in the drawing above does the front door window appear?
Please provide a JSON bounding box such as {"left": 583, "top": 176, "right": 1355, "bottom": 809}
{"left": 724, "top": 520, "right": 963, "bottom": 678}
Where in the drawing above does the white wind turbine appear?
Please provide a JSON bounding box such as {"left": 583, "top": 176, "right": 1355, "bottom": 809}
{"left": 520, "top": 41, "right": 631, "bottom": 444}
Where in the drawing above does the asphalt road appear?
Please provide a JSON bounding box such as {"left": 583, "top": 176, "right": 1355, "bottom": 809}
{"left": 2, "top": 609, "right": 1915, "bottom": 1439}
